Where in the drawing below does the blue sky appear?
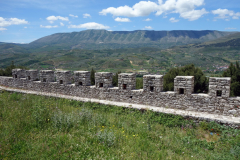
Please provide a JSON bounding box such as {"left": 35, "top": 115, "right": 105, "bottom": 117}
{"left": 0, "top": 0, "right": 239, "bottom": 43}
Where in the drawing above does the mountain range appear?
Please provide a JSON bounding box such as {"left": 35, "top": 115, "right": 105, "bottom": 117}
{"left": 0, "top": 30, "right": 239, "bottom": 73}
{"left": 23, "top": 30, "right": 234, "bottom": 51}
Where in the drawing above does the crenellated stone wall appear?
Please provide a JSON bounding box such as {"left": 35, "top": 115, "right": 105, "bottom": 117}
{"left": 74, "top": 71, "right": 91, "bottom": 86}
{"left": 55, "top": 71, "right": 72, "bottom": 85}
{"left": 143, "top": 75, "right": 163, "bottom": 92}
{"left": 39, "top": 70, "right": 55, "bottom": 83}
{"left": 95, "top": 72, "right": 113, "bottom": 88}
{"left": 0, "top": 69, "right": 240, "bottom": 118}
{"left": 118, "top": 73, "right": 136, "bottom": 90}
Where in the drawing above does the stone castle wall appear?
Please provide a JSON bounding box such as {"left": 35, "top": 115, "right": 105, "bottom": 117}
{"left": 0, "top": 69, "right": 240, "bottom": 117}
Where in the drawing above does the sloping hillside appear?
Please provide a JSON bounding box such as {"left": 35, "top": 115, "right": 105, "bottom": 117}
{"left": 26, "top": 30, "right": 234, "bottom": 51}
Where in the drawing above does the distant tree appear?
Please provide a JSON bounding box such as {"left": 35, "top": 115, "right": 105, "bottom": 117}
{"left": 222, "top": 61, "right": 240, "bottom": 96}
{"left": 136, "top": 77, "right": 143, "bottom": 89}
{"left": 112, "top": 71, "right": 121, "bottom": 87}
{"left": 90, "top": 68, "right": 96, "bottom": 85}
{"left": 3, "top": 61, "right": 16, "bottom": 76}
{"left": 0, "top": 61, "right": 28, "bottom": 77}
{"left": 163, "top": 64, "right": 208, "bottom": 93}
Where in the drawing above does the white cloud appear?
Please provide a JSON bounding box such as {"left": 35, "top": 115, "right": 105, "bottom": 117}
{"left": 144, "top": 26, "right": 153, "bottom": 29}
{"left": 40, "top": 25, "right": 58, "bottom": 28}
{"left": 24, "top": 26, "right": 27, "bottom": 28}
{"left": 225, "top": 27, "right": 237, "bottom": 30}
{"left": 169, "top": 17, "right": 179, "bottom": 22}
{"left": 114, "top": 17, "right": 131, "bottom": 22}
{"left": 83, "top": 13, "right": 91, "bottom": 18}
{"left": 99, "top": 0, "right": 208, "bottom": 21}
{"left": 180, "top": 9, "right": 208, "bottom": 21}
{"left": 60, "top": 22, "right": 64, "bottom": 26}
{"left": 0, "top": 27, "right": 7, "bottom": 31}
{"left": 212, "top": 9, "right": 240, "bottom": 20}
{"left": 99, "top": 1, "right": 159, "bottom": 17}
{"left": 144, "top": 18, "right": 152, "bottom": 21}
{"left": 68, "top": 22, "right": 110, "bottom": 29}
{"left": 0, "top": 17, "right": 28, "bottom": 27}
{"left": 46, "top": 16, "right": 69, "bottom": 23}
{"left": 69, "top": 14, "right": 78, "bottom": 18}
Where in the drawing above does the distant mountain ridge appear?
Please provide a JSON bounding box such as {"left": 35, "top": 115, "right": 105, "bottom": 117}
{"left": 25, "top": 30, "right": 235, "bottom": 50}
{"left": 0, "top": 31, "right": 240, "bottom": 71}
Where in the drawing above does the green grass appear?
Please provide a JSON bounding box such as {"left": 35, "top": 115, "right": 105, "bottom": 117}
{"left": 0, "top": 91, "right": 240, "bottom": 159}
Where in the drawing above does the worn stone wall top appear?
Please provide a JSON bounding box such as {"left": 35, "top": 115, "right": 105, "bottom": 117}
{"left": 55, "top": 70, "right": 72, "bottom": 85}
{"left": 209, "top": 77, "right": 231, "bottom": 98}
{"left": 39, "top": 70, "right": 55, "bottom": 83}
{"left": 74, "top": 71, "right": 91, "bottom": 86}
{"left": 95, "top": 72, "right": 113, "bottom": 88}
{"left": 118, "top": 73, "right": 136, "bottom": 90}
{"left": 174, "top": 76, "right": 194, "bottom": 95}
{"left": 143, "top": 75, "right": 163, "bottom": 92}
{"left": 25, "top": 70, "right": 39, "bottom": 81}
{"left": 12, "top": 69, "right": 25, "bottom": 79}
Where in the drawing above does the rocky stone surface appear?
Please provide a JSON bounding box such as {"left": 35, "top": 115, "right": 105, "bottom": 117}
{"left": 209, "top": 77, "right": 231, "bottom": 98}
{"left": 118, "top": 73, "right": 136, "bottom": 90}
{"left": 74, "top": 71, "right": 91, "bottom": 86}
{"left": 55, "top": 70, "right": 72, "bottom": 85}
{"left": 143, "top": 75, "right": 163, "bottom": 92}
{"left": 25, "top": 70, "right": 39, "bottom": 81}
{"left": 12, "top": 69, "right": 25, "bottom": 79}
{"left": 174, "top": 76, "right": 194, "bottom": 95}
{"left": 95, "top": 72, "right": 113, "bottom": 88}
{"left": 0, "top": 69, "right": 240, "bottom": 120}
{"left": 39, "top": 70, "right": 54, "bottom": 83}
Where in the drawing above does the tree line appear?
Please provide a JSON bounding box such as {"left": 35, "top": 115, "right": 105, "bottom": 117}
{"left": 0, "top": 61, "right": 27, "bottom": 77}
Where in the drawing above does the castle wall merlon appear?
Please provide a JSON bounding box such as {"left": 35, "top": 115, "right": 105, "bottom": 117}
{"left": 143, "top": 75, "right": 163, "bottom": 92}
{"left": 174, "top": 76, "right": 194, "bottom": 95}
{"left": 12, "top": 69, "right": 25, "bottom": 79}
{"left": 55, "top": 70, "right": 72, "bottom": 85}
{"left": 209, "top": 77, "right": 231, "bottom": 98}
{"left": 39, "top": 70, "right": 55, "bottom": 83}
{"left": 25, "top": 70, "right": 39, "bottom": 81}
{"left": 118, "top": 73, "right": 136, "bottom": 90}
{"left": 74, "top": 71, "right": 91, "bottom": 86}
{"left": 95, "top": 72, "right": 113, "bottom": 88}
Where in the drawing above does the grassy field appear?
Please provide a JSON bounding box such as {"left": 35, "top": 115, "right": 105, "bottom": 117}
{"left": 0, "top": 91, "right": 240, "bottom": 159}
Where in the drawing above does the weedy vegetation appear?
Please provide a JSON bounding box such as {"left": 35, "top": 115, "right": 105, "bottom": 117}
{"left": 0, "top": 91, "right": 240, "bottom": 159}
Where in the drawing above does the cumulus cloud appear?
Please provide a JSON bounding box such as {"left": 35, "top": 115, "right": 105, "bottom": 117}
{"left": 144, "top": 26, "right": 153, "bottom": 29}
{"left": 60, "top": 22, "right": 64, "bottom": 26}
{"left": 0, "top": 17, "right": 28, "bottom": 27}
{"left": 99, "top": 1, "right": 158, "bottom": 17}
{"left": 114, "top": 17, "right": 131, "bottom": 22}
{"left": 180, "top": 8, "right": 208, "bottom": 21}
{"left": 169, "top": 17, "right": 179, "bottom": 22}
{"left": 40, "top": 25, "right": 58, "bottom": 28}
{"left": 144, "top": 18, "right": 152, "bottom": 21}
{"left": 212, "top": 9, "right": 240, "bottom": 20}
{"left": 99, "top": 0, "right": 208, "bottom": 21}
{"left": 68, "top": 22, "right": 110, "bottom": 29}
{"left": 83, "top": 13, "right": 91, "bottom": 18}
{"left": 46, "top": 16, "right": 69, "bottom": 23}
{"left": 69, "top": 14, "right": 78, "bottom": 18}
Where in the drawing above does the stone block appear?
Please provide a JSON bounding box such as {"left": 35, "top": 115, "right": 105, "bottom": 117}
{"left": 118, "top": 73, "right": 136, "bottom": 90}
{"left": 55, "top": 70, "right": 72, "bottom": 85}
{"left": 39, "top": 70, "right": 55, "bottom": 83}
{"left": 12, "top": 69, "right": 25, "bottom": 79}
{"left": 74, "top": 71, "right": 91, "bottom": 86}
